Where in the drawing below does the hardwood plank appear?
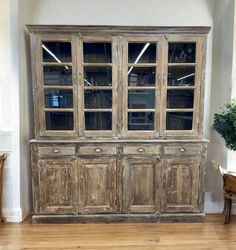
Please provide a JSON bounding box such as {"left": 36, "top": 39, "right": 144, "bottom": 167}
{"left": 0, "top": 215, "right": 236, "bottom": 250}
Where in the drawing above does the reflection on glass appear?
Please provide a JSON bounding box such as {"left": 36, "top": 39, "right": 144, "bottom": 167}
{"left": 83, "top": 43, "right": 111, "bottom": 63}
{"left": 167, "top": 90, "right": 194, "bottom": 109}
{"left": 43, "top": 66, "right": 72, "bottom": 85}
{"left": 168, "top": 43, "right": 196, "bottom": 63}
{"left": 128, "top": 67, "right": 155, "bottom": 86}
{"left": 168, "top": 66, "right": 195, "bottom": 86}
{"left": 84, "top": 67, "right": 112, "bottom": 86}
{"left": 128, "top": 112, "right": 154, "bottom": 130}
{"left": 84, "top": 90, "right": 112, "bottom": 109}
{"left": 44, "top": 89, "right": 73, "bottom": 108}
{"left": 45, "top": 112, "right": 74, "bottom": 130}
{"left": 128, "top": 90, "right": 155, "bottom": 109}
{"left": 166, "top": 112, "right": 193, "bottom": 130}
{"left": 42, "top": 42, "right": 71, "bottom": 63}
{"left": 128, "top": 43, "right": 156, "bottom": 63}
{"left": 85, "top": 112, "right": 112, "bottom": 130}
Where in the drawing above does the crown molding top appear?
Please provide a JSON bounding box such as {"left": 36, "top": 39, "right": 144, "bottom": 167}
{"left": 26, "top": 25, "right": 211, "bottom": 35}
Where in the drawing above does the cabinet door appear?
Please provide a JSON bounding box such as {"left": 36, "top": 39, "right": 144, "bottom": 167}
{"left": 161, "top": 36, "right": 204, "bottom": 137}
{"left": 162, "top": 157, "right": 201, "bottom": 212}
{"left": 122, "top": 37, "right": 163, "bottom": 138}
{"left": 79, "top": 37, "right": 118, "bottom": 137}
{"left": 38, "top": 158, "right": 77, "bottom": 214}
{"left": 79, "top": 157, "right": 117, "bottom": 214}
{"left": 123, "top": 157, "right": 161, "bottom": 213}
{"left": 36, "top": 35, "right": 78, "bottom": 137}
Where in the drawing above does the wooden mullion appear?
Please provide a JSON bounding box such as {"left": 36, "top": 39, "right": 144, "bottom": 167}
{"left": 42, "top": 62, "right": 72, "bottom": 66}
{"left": 166, "top": 109, "right": 194, "bottom": 112}
{"left": 122, "top": 38, "right": 128, "bottom": 136}
{"left": 84, "top": 86, "right": 112, "bottom": 90}
{"left": 166, "top": 86, "right": 196, "bottom": 90}
{"left": 78, "top": 36, "right": 84, "bottom": 137}
{"left": 84, "top": 109, "right": 112, "bottom": 112}
{"left": 127, "top": 109, "right": 155, "bottom": 112}
{"left": 43, "top": 85, "right": 73, "bottom": 89}
{"left": 127, "top": 63, "right": 157, "bottom": 67}
{"left": 44, "top": 108, "right": 74, "bottom": 112}
{"left": 83, "top": 63, "right": 112, "bottom": 67}
{"left": 168, "top": 63, "right": 196, "bottom": 67}
{"left": 127, "top": 86, "right": 156, "bottom": 90}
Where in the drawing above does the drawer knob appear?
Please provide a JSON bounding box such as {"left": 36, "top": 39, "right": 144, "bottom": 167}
{"left": 95, "top": 148, "right": 103, "bottom": 153}
{"left": 53, "top": 148, "right": 60, "bottom": 153}
{"left": 156, "top": 155, "right": 161, "bottom": 161}
{"left": 137, "top": 148, "right": 145, "bottom": 153}
{"left": 179, "top": 148, "right": 186, "bottom": 153}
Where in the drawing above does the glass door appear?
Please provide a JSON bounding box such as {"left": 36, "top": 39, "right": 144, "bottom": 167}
{"left": 39, "top": 36, "right": 77, "bottom": 136}
{"left": 161, "top": 37, "right": 203, "bottom": 136}
{"left": 122, "top": 37, "right": 162, "bottom": 137}
{"left": 80, "top": 37, "right": 117, "bottom": 137}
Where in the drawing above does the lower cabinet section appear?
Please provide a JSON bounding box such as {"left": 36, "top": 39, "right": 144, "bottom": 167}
{"left": 123, "top": 157, "right": 161, "bottom": 213}
{"left": 38, "top": 158, "right": 77, "bottom": 214}
{"left": 162, "top": 157, "right": 201, "bottom": 213}
{"left": 79, "top": 157, "right": 117, "bottom": 214}
{"left": 31, "top": 141, "right": 207, "bottom": 222}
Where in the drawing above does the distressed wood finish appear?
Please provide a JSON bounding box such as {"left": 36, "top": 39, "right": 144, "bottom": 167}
{"left": 38, "top": 158, "right": 77, "bottom": 214}
{"left": 28, "top": 25, "right": 210, "bottom": 223}
{"left": 162, "top": 157, "right": 201, "bottom": 213}
{"left": 123, "top": 157, "right": 161, "bottom": 213}
{"left": 79, "top": 157, "right": 117, "bottom": 214}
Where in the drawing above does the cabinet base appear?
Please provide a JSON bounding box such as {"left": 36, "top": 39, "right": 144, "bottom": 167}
{"left": 32, "top": 213, "right": 206, "bottom": 224}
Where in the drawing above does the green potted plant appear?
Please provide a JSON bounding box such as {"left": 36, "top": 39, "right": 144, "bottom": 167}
{"left": 213, "top": 99, "right": 236, "bottom": 150}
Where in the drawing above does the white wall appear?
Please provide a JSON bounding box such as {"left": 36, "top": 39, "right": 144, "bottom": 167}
{"left": 0, "top": 0, "right": 11, "bottom": 130}
{"left": 205, "top": 0, "right": 235, "bottom": 213}
{"left": 3, "top": 0, "right": 235, "bottom": 221}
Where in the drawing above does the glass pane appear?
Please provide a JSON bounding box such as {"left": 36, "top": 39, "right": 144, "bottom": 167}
{"left": 128, "top": 90, "right": 155, "bottom": 109}
{"left": 166, "top": 112, "right": 193, "bottom": 130}
{"left": 128, "top": 43, "right": 156, "bottom": 63}
{"left": 168, "top": 66, "right": 195, "bottom": 86}
{"left": 167, "top": 90, "right": 194, "bottom": 109}
{"left": 45, "top": 112, "right": 74, "bottom": 130}
{"left": 128, "top": 112, "right": 154, "bottom": 130}
{"left": 83, "top": 43, "right": 111, "bottom": 63}
{"left": 84, "top": 90, "right": 112, "bottom": 109}
{"left": 44, "top": 89, "right": 73, "bottom": 108}
{"left": 84, "top": 67, "right": 112, "bottom": 86}
{"left": 43, "top": 66, "right": 72, "bottom": 86}
{"left": 128, "top": 67, "right": 155, "bottom": 86}
{"left": 168, "top": 43, "right": 196, "bottom": 63}
{"left": 85, "top": 112, "right": 112, "bottom": 130}
{"left": 42, "top": 42, "right": 71, "bottom": 63}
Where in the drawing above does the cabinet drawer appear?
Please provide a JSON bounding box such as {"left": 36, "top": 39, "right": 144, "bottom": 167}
{"left": 123, "top": 146, "right": 160, "bottom": 155}
{"left": 163, "top": 145, "right": 202, "bottom": 156}
{"left": 79, "top": 146, "right": 117, "bottom": 155}
{"left": 38, "top": 146, "right": 76, "bottom": 156}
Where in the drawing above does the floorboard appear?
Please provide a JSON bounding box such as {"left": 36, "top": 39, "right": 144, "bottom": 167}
{"left": 0, "top": 214, "right": 236, "bottom": 250}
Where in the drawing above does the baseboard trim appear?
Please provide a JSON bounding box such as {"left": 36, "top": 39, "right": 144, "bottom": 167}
{"left": 2, "top": 208, "right": 22, "bottom": 222}
{"left": 32, "top": 213, "right": 206, "bottom": 224}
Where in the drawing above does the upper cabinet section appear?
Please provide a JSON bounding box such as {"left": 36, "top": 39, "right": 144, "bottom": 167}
{"left": 27, "top": 26, "right": 210, "bottom": 139}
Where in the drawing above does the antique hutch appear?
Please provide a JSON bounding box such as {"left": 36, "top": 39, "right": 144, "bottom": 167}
{"left": 27, "top": 25, "right": 210, "bottom": 223}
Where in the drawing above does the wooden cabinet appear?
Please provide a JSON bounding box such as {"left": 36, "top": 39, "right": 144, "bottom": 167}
{"left": 28, "top": 26, "right": 210, "bottom": 223}
{"left": 123, "top": 157, "right": 161, "bottom": 213}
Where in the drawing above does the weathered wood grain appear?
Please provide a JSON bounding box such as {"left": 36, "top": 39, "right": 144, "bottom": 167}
{"left": 28, "top": 26, "right": 209, "bottom": 223}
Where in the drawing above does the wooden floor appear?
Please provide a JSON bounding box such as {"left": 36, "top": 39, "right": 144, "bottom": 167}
{"left": 0, "top": 214, "right": 236, "bottom": 250}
